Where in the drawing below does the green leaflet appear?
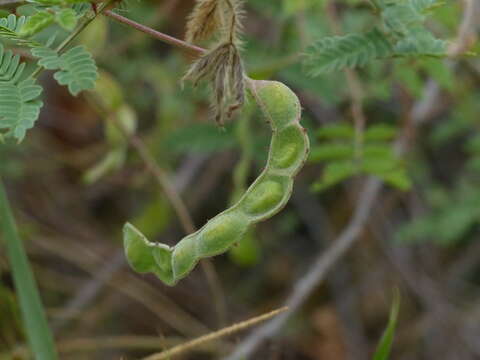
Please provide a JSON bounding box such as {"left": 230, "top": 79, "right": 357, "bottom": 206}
{"left": 55, "top": 8, "right": 78, "bottom": 31}
{"left": 19, "top": 10, "right": 55, "bottom": 37}
{"left": 0, "top": 44, "right": 43, "bottom": 142}
{"left": 0, "top": 15, "right": 42, "bottom": 47}
{"left": 304, "top": 28, "right": 393, "bottom": 75}
{"left": 309, "top": 123, "right": 411, "bottom": 192}
{"left": 394, "top": 28, "right": 447, "bottom": 57}
{"left": 364, "top": 124, "right": 397, "bottom": 141}
{"left": 304, "top": 0, "right": 447, "bottom": 75}
{"left": 372, "top": 290, "right": 400, "bottom": 360}
{"left": 32, "top": 45, "right": 98, "bottom": 96}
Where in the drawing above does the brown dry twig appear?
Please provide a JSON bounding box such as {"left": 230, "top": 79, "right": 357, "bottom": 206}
{"left": 143, "top": 307, "right": 288, "bottom": 360}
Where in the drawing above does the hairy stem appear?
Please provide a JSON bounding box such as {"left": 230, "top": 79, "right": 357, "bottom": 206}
{"left": 103, "top": 10, "right": 205, "bottom": 55}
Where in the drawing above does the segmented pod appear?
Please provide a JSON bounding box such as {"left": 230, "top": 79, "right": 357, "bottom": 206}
{"left": 123, "top": 80, "right": 310, "bottom": 286}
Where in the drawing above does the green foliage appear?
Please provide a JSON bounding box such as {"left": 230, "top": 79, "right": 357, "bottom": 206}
{"left": 0, "top": 180, "right": 58, "bottom": 359}
{"left": 394, "top": 28, "right": 446, "bottom": 56}
{"left": 397, "top": 182, "right": 480, "bottom": 245}
{"left": 55, "top": 8, "right": 78, "bottom": 31}
{"left": 19, "top": 10, "right": 54, "bottom": 37}
{"left": 400, "top": 87, "right": 480, "bottom": 246}
{"left": 310, "top": 123, "right": 411, "bottom": 191}
{"left": 305, "top": 29, "right": 393, "bottom": 75}
{"left": 0, "top": 4, "right": 98, "bottom": 142}
{"left": 0, "top": 14, "right": 41, "bottom": 47}
{"left": 84, "top": 71, "right": 136, "bottom": 183}
{"left": 304, "top": 0, "right": 447, "bottom": 75}
{"left": 0, "top": 44, "right": 43, "bottom": 142}
{"left": 84, "top": 105, "right": 137, "bottom": 183}
{"left": 32, "top": 45, "right": 98, "bottom": 96}
{"left": 372, "top": 290, "right": 400, "bottom": 360}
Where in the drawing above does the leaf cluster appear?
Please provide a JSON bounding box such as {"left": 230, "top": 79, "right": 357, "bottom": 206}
{"left": 309, "top": 123, "right": 411, "bottom": 191}
{"left": 0, "top": 43, "right": 43, "bottom": 142}
{"left": 397, "top": 181, "right": 480, "bottom": 245}
{"left": 183, "top": 0, "right": 246, "bottom": 126}
{"left": 0, "top": 1, "right": 103, "bottom": 141}
{"left": 304, "top": 0, "right": 448, "bottom": 75}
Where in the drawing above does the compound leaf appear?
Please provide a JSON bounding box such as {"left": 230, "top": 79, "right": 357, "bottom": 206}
{"left": 0, "top": 44, "right": 43, "bottom": 142}
{"left": 32, "top": 45, "right": 98, "bottom": 96}
{"left": 305, "top": 28, "right": 393, "bottom": 75}
{"left": 19, "top": 10, "right": 55, "bottom": 37}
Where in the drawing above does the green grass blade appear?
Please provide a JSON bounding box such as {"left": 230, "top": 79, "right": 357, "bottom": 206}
{"left": 372, "top": 290, "right": 400, "bottom": 360}
{"left": 0, "top": 178, "right": 58, "bottom": 360}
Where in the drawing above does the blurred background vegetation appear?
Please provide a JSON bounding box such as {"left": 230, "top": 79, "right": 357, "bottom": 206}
{"left": 1, "top": 0, "right": 480, "bottom": 359}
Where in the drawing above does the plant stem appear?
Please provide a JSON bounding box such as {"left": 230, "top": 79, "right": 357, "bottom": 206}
{"left": 143, "top": 307, "right": 288, "bottom": 360}
{"left": 103, "top": 10, "right": 205, "bottom": 55}
{"left": 0, "top": 178, "right": 58, "bottom": 360}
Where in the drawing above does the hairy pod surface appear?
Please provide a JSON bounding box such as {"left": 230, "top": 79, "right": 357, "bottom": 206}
{"left": 123, "top": 80, "right": 309, "bottom": 285}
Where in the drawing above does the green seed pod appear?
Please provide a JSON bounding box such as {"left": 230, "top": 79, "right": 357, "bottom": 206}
{"left": 270, "top": 126, "right": 307, "bottom": 171}
{"left": 254, "top": 81, "right": 301, "bottom": 131}
{"left": 123, "top": 80, "right": 310, "bottom": 285}
{"left": 123, "top": 223, "right": 159, "bottom": 273}
{"left": 196, "top": 212, "right": 249, "bottom": 257}
{"left": 242, "top": 178, "right": 286, "bottom": 216}
{"left": 171, "top": 235, "right": 199, "bottom": 280}
{"left": 152, "top": 246, "right": 175, "bottom": 285}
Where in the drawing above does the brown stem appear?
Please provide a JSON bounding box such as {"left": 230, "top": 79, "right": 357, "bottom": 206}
{"left": 103, "top": 10, "right": 205, "bottom": 56}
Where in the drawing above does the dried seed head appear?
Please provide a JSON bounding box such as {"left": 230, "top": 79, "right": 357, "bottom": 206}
{"left": 218, "top": 0, "right": 244, "bottom": 45}
{"left": 185, "top": 0, "right": 221, "bottom": 44}
{"left": 183, "top": 42, "right": 245, "bottom": 126}
{"left": 183, "top": 0, "right": 246, "bottom": 126}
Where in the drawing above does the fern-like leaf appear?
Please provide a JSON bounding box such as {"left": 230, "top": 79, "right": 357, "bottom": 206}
{"left": 394, "top": 28, "right": 447, "bottom": 57}
{"left": 0, "top": 14, "right": 41, "bottom": 47}
{"left": 0, "top": 44, "right": 43, "bottom": 142}
{"left": 305, "top": 28, "right": 393, "bottom": 75}
{"left": 32, "top": 45, "right": 98, "bottom": 96}
{"left": 381, "top": 3, "right": 424, "bottom": 35}
{"left": 31, "top": 46, "right": 62, "bottom": 69}
{"left": 55, "top": 8, "right": 78, "bottom": 31}
{"left": 19, "top": 10, "right": 55, "bottom": 37}
{"left": 380, "top": 0, "right": 443, "bottom": 36}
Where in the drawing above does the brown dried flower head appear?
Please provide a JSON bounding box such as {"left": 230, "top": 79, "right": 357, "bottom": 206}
{"left": 183, "top": 0, "right": 246, "bottom": 126}
{"left": 185, "top": 0, "right": 221, "bottom": 44}
{"left": 183, "top": 42, "right": 245, "bottom": 126}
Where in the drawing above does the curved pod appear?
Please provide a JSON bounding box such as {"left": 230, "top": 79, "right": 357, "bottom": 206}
{"left": 123, "top": 80, "right": 310, "bottom": 286}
